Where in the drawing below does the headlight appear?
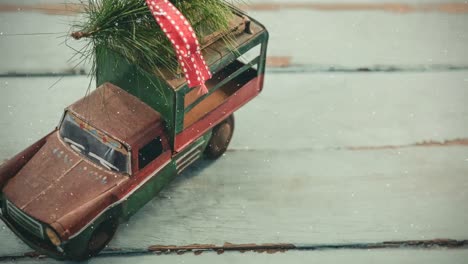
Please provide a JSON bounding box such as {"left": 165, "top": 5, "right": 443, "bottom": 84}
{"left": 45, "top": 227, "right": 61, "bottom": 246}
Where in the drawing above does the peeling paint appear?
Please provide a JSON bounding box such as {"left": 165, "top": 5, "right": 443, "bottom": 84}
{"left": 266, "top": 56, "right": 292, "bottom": 68}
{"left": 147, "top": 242, "right": 296, "bottom": 255}
{"left": 0, "top": 4, "right": 81, "bottom": 15}
{"left": 146, "top": 239, "right": 468, "bottom": 256}
{"left": 382, "top": 239, "right": 468, "bottom": 248}
{"left": 1, "top": 239, "right": 467, "bottom": 260}
{"left": 347, "top": 138, "right": 468, "bottom": 151}
{"left": 226, "top": 138, "right": 468, "bottom": 153}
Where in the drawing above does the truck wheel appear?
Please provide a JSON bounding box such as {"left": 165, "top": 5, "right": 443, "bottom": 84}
{"left": 70, "top": 220, "right": 118, "bottom": 260}
{"left": 87, "top": 220, "right": 118, "bottom": 257}
{"left": 205, "top": 115, "right": 234, "bottom": 159}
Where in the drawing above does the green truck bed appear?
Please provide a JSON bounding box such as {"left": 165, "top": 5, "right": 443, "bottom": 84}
{"left": 95, "top": 8, "right": 268, "bottom": 148}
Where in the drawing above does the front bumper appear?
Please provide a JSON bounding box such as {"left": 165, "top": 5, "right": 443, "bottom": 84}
{"left": 0, "top": 212, "right": 66, "bottom": 259}
{"left": 0, "top": 197, "right": 103, "bottom": 261}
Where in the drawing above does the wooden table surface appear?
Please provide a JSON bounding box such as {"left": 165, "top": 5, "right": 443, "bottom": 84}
{"left": 0, "top": 1, "right": 467, "bottom": 263}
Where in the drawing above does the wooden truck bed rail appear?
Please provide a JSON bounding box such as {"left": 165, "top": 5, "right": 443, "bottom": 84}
{"left": 183, "top": 59, "right": 259, "bottom": 128}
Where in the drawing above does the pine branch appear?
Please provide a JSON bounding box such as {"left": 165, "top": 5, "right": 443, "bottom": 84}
{"left": 71, "top": 0, "right": 239, "bottom": 76}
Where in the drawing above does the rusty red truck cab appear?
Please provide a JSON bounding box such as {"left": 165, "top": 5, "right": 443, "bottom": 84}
{"left": 0, "top": 8, "right": 268, "bottom": 260}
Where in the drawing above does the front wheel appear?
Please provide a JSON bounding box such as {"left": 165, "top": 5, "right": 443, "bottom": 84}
{"left": 205, "top": 115, "right": 234, "bottom": 159}
{"left": 68, "top": 219, "right": 118, "bottom": 261}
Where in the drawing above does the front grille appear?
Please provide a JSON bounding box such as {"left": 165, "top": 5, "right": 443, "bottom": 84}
{"left": 6, "top": 200, "right": 44, "bottom": 239}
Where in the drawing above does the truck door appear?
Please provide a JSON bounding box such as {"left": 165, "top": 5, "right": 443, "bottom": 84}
{"left": 122, "top": 133, "right": 175, "bottom": 218}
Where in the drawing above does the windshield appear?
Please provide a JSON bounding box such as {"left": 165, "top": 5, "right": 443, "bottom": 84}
{"left": 59, "top": 112, "right": 129, "bottom": 173}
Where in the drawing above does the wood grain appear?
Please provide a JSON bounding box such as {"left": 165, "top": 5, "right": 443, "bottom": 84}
{"left": 231, "top": 71, "right": 468, "bottom": 150}
{"left": 1, "top": 1, "right": 467, "bottom": 262}
{"left": 1, "top": 10, "right": 468, "bottom": 73}
{"left": 2, "top": 71, "right": 468, "bottom": 159}
{"left": 0, "top": 73, "right": 467, "bottom": 256}
{"left": 2, "top": 249, "right": 468, "bottom": 264}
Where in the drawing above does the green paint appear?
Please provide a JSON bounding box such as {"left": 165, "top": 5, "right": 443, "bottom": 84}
{"left": 122, "top": 160, "right": 177, "bottom": 218}
{"left": 174, "top": 88, "right": 186, "bottom": 135}
{"left": 121, "top": 134, "right": 211, "bottom": 220}
{"left": 95, "top": 46, "right": 176, "bottom": 143}
{"left": 96, "top": 15, "right": 269, "bottom": 137}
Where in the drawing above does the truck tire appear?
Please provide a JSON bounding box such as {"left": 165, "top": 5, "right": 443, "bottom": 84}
{"left": 205, "top": 115, "right": 234, "bottom": 159}
{"left": 70, "top": 219, "right": 118, "bottom": 261}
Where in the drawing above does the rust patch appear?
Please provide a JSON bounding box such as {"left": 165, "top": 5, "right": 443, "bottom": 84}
{"left": 22, "top": 251, "right": 47, "bottom": 259}
{"left": 148, "top": 244, "right": 213, "bottom": 256}
{"left": 1, "top": 3, "right": 468, "bottom": 15}
{"left": 382, "top": 239, "right": 468, "bottom": 248}
{"left": 266, "top": 56, "right": 292, "bottom": 68}
{"left": 148, "top": 242, "right": 296, "bottom": 255}
{"left": 22, "top": 252, "right": 41, "bottom": 258}
{"left": 432, "top": 3, "right": 468, "bottom": 14}
{"left": 145, "top": 239, "right": 466, "bottom": 256}
{"left": 414, "top": 138, "right": 468, "bottom": 147}
{"left": 223, "top": 242, "right": 296, "bottom": 253}
{"left": 5, "top": 239, "right": 467, "bottom": 260}
{"left": 347, "top": 138, "right": 468, "bottom": 151}
{"left": 0, "top": 4, "right": 81, "bottom": 15}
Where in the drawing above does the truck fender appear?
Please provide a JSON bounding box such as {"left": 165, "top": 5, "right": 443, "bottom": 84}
{"left": 56, "top": 190, "right": 120, "bottom": 241}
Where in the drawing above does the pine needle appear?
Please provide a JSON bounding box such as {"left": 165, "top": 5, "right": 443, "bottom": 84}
{"left": 72, "top": 0, "right": 238, "bottom": 75}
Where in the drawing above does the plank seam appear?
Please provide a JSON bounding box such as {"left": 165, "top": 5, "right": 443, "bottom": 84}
{"left": 2, "top": 64, "right": 468, "bottom": 78}
{"left": 1, "top": 239, "right": 466, "bottom": 261}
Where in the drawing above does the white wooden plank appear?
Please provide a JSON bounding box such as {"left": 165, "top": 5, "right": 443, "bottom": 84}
{"left": 1, "top": 71, "right": 467, "bottom": 161}
{"left": 0, "top": 72, "right": 466, "bottom": 256}
{"left": 2, "top": 249, "right": 468, "bottom": 264}
{"left": 0, "top": 227, "right": 29, "bottom": 256}
{"left": 0, "top": 13, "right": 87, "bottom": 74}
{"left": 5, "top": 71, "right": 468, "bottom": 160}
{"left": 0, "top": 1, "right": 467, "bottom": 262}
{"left": 250, "top": 9, "right": 468, "bottom": 68}
{"left": 3, "top": 146, "right": 466, "bottom": 254}
{"left": 231, "top": 70, "right": 468, "bottom": 150}
{"left": 1, "top": 9, "right": 468, "bottom": 73}
{"left": 0, "top": 76, "right": 91, "bottom": 160}
{"left": 106, "top": 146, "right": 468, "bottom": 248}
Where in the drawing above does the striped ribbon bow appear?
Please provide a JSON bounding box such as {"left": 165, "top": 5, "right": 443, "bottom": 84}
{"left": 146, "top": 0, "right": 212, "bottom": 94}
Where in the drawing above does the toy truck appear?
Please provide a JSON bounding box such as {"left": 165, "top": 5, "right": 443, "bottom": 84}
{"left": 0, "top": 9, "right": 268, "bottom": 260}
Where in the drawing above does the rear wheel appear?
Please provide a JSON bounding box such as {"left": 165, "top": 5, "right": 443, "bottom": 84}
{"left": 205, "top": 115, "right": 235, "bottom": 159}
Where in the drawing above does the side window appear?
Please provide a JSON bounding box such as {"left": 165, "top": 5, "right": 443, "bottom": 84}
{"left": 138, "top": 137, "right": 163, "bottom": 169}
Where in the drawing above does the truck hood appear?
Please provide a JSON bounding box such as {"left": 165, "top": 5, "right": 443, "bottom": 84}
{"left": 3, "top": 132, "right": 127, "bottom": 225}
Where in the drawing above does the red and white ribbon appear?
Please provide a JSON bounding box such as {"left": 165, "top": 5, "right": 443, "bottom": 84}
{"left": 146, "top": 0, "right": 212, "bottom": 94}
